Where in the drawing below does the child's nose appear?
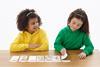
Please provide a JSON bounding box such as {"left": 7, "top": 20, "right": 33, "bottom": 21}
{"left": 34, "top": 24, "right": 38, "bottom": 27}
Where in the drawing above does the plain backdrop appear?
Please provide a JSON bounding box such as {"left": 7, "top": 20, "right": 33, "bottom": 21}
{"left": 0, "top": 0, "right": 100, "bottom": 50}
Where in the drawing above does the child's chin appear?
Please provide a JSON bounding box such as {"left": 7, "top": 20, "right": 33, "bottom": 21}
{"left": 33, "top": 29, "right": 38, "bottom": 32}
{"left": 70, "top": 28, "right": 77, "bottom": 31}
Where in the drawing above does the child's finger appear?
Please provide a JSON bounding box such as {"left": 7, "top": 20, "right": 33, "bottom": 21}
{"left": 61, "top": 51, "right": 65, "bottom": 55}
{"left": 80, "top": 55, "right": 86, "bottom": 60}
{"left": 79, "top": 54, "right": 83, "bottom": 59}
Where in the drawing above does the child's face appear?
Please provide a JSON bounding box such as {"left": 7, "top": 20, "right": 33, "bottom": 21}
{"left": 68, "top": 17, "right": 83, "bottom": 31}
{"left": 27, "top": 18, "right": 39, "bottom": 33}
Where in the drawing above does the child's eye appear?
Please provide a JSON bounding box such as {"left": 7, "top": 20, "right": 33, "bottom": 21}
{"left": 32, "top": 23, "right": 35, "bottom": 25}
{"left": 72, "top": 22, "right": 76, "bottom": 24}
{"left": 77, "top": 24, "right": 79, "bottom": 26}
{"left": 36, "top": 21, "right": 38, "bottom": 23}
{"left": 77, "top": 24, "right": 82, "bottom": 27}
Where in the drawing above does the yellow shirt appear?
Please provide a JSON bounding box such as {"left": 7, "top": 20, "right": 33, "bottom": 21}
{"left": 10, "top": 28, "right": 49, "bottom": 52}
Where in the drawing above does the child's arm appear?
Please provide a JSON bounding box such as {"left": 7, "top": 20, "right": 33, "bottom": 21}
{"left": 54, "top": 30, "right": 64, "bottom": 52}
{"left": 82, "top": 34, "right": 94, "bottom": 56}
{"left": 33, "top": 31, "right": 49, "bottom": 51}
{"left": 10, "top": 33, "right": 28, "bottom": 52}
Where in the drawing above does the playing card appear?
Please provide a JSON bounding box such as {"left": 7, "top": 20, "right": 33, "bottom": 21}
{"left": 36, "top": 56, "right": 45, "bottom": 62}
{"left": 61, "top": 53, "right": 68, "bottom": 60}
{"left": 28, "top": 56, "right": 37, "bottom": 62}
{"left": 9, "top": 56, "right": 19, "bottom": 62}
{"left": 45, "top": 55, "right": 61, "bottom": 62}
{"left": 19, "top": 56, "right": 28, "bottom": 62}
{"left": 61, "top": 60, "right": 71, "bottom": 62}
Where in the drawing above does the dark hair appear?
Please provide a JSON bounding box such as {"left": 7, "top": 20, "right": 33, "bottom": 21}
{"left": 17, "top": 9, "right": 42, "bottom": 31}
{"left": 67, "top": 8, "right": 89, "bottom": 35}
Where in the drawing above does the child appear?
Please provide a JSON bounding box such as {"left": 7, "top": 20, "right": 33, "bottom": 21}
{"left": 54, "top": 8, "right": 94, "bottom": 59}
{"left": 10, "top": 9, "right": 49, "bottom": 52}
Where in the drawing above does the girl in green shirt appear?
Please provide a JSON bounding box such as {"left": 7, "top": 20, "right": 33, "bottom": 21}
{"left": 54, "top": 8, "right": 94, "bottom": 59}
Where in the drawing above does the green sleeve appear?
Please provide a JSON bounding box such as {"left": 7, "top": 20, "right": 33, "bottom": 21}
{"left": 83, "top": 34, "right": 94, "bottom": 56}
{"left": 54, "top": 30, "right": 64, "bottom": 52}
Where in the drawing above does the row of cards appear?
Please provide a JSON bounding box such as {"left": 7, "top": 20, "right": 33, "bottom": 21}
{"left": 9, "top": 55, "right": 70, "bottom": 62}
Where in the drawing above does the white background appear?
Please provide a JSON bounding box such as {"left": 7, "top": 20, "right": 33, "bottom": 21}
{"left": 0, "top": 0, "right": 100, "bottom": 50}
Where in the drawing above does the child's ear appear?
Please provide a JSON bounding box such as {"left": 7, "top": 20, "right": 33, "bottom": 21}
{"left": 67, "top": 22, "right": 70, "bottom": 26}
{"left": 25, "top": 26, "right": 28, "bottom": 30}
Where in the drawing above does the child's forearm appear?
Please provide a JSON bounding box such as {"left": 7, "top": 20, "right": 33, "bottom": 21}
{"left": 10, "top": 44, "right": 28, "bottom": 52}
{"left": 33, "top": 43, "right": 49, "bottom": 51}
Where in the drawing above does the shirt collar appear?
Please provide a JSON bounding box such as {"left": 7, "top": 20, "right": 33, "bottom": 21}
{"left": 24, "top": 29, "right": 40, "bottom": 35}
{"left": 67, "top": 25, "right": 79, "bottom": 32}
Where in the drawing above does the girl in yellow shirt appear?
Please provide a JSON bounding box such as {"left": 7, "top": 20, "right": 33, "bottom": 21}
{"left": 10, "top": 9, "right": 49, "bottom": 52}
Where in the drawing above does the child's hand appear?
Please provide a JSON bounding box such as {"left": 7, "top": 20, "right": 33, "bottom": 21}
{"left": 60, "top": 48, "right": 66, "bottom": 55}
{"left": 79, "top": 52, "right": 86, "bottom": 60}
{"left": 29, "top": 44, "right": 40, "bottom": 49}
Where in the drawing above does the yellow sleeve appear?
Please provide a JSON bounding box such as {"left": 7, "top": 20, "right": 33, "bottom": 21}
{"left": 10, "top": 33, "right": 28, "bottom": 52}
{"left": 34, "top": 30, "right": 49, "bottom": 51}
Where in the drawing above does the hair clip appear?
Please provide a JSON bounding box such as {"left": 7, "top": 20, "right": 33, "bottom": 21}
{"left": 26, "top": 12, "right": 33, "bottom": 16}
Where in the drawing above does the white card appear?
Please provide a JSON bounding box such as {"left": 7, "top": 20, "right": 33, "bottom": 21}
{"left": 28, "top": 56, "right": 37, "bottom": 62}
{"left": 9, "top": 56, "right": 19, "bottom": 62}
{"left": 61, "top": 53, "right": 68, "bottom": 60}
{"left": 45, "top": 55, "right": 61, "bottom": 62}
{"left": 36, "top": 56, "right": 45, "bottom": 62}
{"left": 61, "top": 60, "right": 71, "bottom": 62}
{"left": 19, "top": 56, "right": 28, "bottom": 62}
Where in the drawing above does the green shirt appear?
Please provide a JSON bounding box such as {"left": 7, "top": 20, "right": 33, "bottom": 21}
{"left": 54, "top": 26, "right": 94, "bottom": 55}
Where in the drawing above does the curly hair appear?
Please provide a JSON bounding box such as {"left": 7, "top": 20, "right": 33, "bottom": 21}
{"left": 17, "top": 9, "right": 42, "bottom": 31}
{"left": 67, "top": 8, "right": 89, "bottom": 35}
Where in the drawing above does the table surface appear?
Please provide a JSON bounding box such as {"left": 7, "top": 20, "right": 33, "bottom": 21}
{"left": 0, "top": 49, "right": 100, "bottom": 67}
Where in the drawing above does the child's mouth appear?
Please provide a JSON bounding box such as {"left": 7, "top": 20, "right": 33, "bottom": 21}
{"left": 33, "top": 27, "right": 36, "bottom": 29}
